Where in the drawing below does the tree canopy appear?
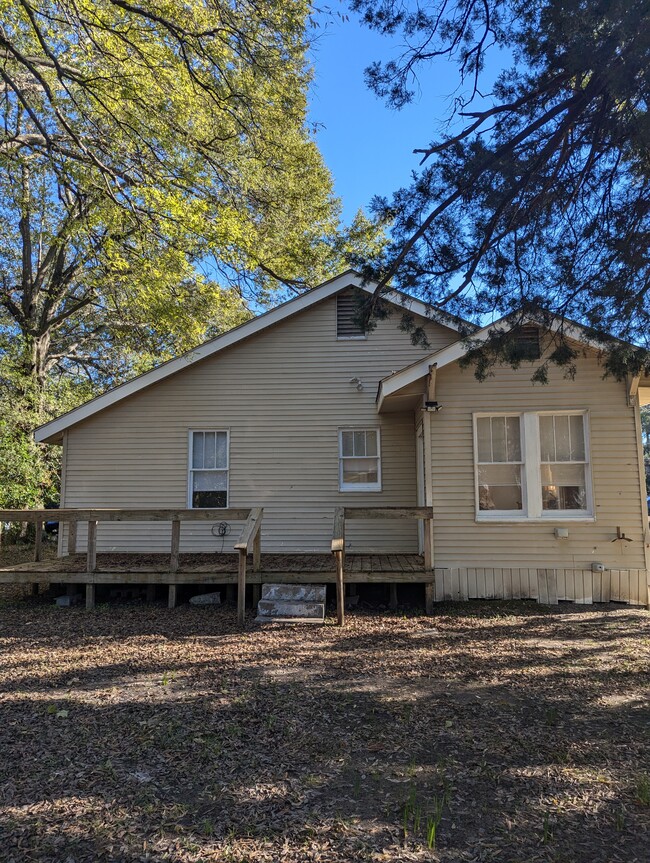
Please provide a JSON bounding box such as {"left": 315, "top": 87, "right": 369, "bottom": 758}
{"left": 351, "top": 0, "right": 650, "bottom": 375}
{"left": 0, "top": 0, "right": 383, "bottom": 506}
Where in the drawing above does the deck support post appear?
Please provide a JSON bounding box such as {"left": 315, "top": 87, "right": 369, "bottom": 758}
{"left": 168, "top": 584, "right": 177, "bottom": 608}
{"left": 86, "top": 583, "right": 95, "bottom": 610}
{"left": 237, "top": 549, "right": 247, "bottom": 625}
{"left": 252, "top": 584, "right": 261, "bottom": 607}
{"left": 86, "top": 520, "right": 97, "bottom": 574}
{"left": 30, "top": 582, "right": 39, "bottom": 596}
{"left": 335, "top": 550, "right": 345, "bottom": 626}
{"left": 425, "top": 582, "right": 434, "bottom": 616}
{"left": 253, "top": 528, "right": 261, "bottom": 574}
{"left": 170, "top": 519, "right": 181, "bottom": 573}
{"left": 34, "top": 519, "right": 42, "bottom": 562}
{"left": 226, "top": 585, "right": 235, "bottom": 603}
{"left": 389, "top": 583, "right": 398, "bottom": 609}
{"left": 67, "top": 520, "right": 77, "bottom": 555}
{"left": 146, "top": 584, "right": 156, "bottom": 602}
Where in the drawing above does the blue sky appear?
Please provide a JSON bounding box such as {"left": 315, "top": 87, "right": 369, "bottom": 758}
{"left": 307, "top": 8, "right": 507, "bottom": 223}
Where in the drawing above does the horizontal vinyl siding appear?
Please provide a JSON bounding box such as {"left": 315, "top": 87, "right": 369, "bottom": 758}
{"left": 63, "top": 297, "right": 456, "bottom": 553}
{"left": 431, "top": 355, "right": 648, "bottom": 570}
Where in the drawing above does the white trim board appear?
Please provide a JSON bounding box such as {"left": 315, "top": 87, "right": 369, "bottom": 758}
{"left": 35, "top": 270, "right": 462, "bottom": 444}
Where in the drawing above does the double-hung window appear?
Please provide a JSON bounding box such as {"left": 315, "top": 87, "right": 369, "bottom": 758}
{"left": 189, "top": 430, "right": 229, "bottom": 508}
{"left": 539, "top": 414, "right": 588, "bottom": 512}
{"left": 474, "top": 411, "right": 592, "bottom": 519}
{"left": 476, "top": 415, "right": 524, "bottom": 513}
{"left": 339, "top": 429, "right": 381, "bottom": 491}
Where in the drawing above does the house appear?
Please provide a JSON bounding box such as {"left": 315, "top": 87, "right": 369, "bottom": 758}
{"left": 29, "top": 270, "right": 650, "bottom": 608}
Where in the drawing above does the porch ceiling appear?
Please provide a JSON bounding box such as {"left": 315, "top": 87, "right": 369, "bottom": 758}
{"left": 376, "top": 376, "right": 425, "bottom": 413}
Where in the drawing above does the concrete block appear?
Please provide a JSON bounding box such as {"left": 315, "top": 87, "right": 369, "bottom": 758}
{"left": 189, "top": 591, "right": 222, "bottom": 606}
{"left": 261, "top": 584, "right": 326, "bottom": 603}
{"left": 257, "top": 599, "right": 325, "bottom": 620}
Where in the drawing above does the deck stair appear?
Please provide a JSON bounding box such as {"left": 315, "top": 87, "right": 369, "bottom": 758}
{"left": 255, "top": 583, "right": 326, "bottom": 624}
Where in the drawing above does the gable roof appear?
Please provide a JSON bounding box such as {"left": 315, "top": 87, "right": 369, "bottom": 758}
{"left": 35, "top": 270, "right": 463, "bottom": 444}
{"left": 376, "top": 313, "right": 615, "bottom": 412}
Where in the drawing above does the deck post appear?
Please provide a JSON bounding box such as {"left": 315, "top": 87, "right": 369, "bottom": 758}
{"left": 146, "top": 584, "right": 156, "bottom": 602}
{"left": 237, "top": 548, "right": 247, "bottom": 625}
{"left": 86, "top": 583, "right": 96, "bottom": 610}
{"left": 423, "top": 518, "right": 433, "bottom": 571}
{"left": 67, "top": 519, "right": 77, "bottom": 555}
{"left": 86, "top": 520, "right": 97, "bottom": 573}
{"left": 335, "top": 550, "right": 345, "bottom": 626}
{"left": 168, "top": 584, "right": 177, "bottom": 608}
{"left": 30, "top": 583, "right": 39, "bottom": 596}
{"left": 253, "top": 527, "right": 261, "bottom": 574}
{"left": 389, "top": 583, "right": 398, "bottom": 609}
{"left": 425, "top": 582, "right": 434, "bottom": 615}
{"left": 34, "top": 519, "right": 43, "bottom": 562}
{"left": 170, "top": 519, "right": 181, "bottom": 573}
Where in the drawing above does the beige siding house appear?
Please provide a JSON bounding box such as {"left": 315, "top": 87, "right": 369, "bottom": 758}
{"left": 35, "top": 271, "right": 650, "bottom": 606}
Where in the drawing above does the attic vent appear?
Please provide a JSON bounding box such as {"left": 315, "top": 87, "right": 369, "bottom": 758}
{"left": 337, "top": 292, "right": 366, "bottom": 339}
{"left": 514, "top": 325, "right": 541, "bottom": 360}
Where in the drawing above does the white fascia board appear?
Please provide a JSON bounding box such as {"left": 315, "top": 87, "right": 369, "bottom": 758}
{"left": 35, "top": 270, "right": 461, "bottom": 443}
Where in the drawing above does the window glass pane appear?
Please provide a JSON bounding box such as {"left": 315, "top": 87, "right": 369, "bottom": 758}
{"left": 554, "top": 414, "right": 571, "bottom": 461}
{"left": 341, "top": 431, "right": 353, "bottom": 457}
{"left": 478, "top": 464, "right": 523, "bottom": 510}
{"left": 506, "top": 416, "right": 521, "bottom": 461}
{"left": 491, "top": 416, "right": 507, "bottom": 461}
{"left": 539, "top": 416, "right": 555, "bottom": 462}
{"left": 541, "top": 463, "right": 586, "bottom": 510}
{"left": 353, "top": 431, "right": 366, "bottom": 456}
{"left": 192, "top": 469, "right": 227, "bottom": 508}
{"left": 342, "top": 457, "right": 378, "bottom": 485}
{"left": 569, "top": 414, "right": 585, "bottom": 461}
{"left": 215, "top": 432, "right": 228, "bottom": 468}
{"left": 203, "top": 432, "right": 216, "bottom": 469}
{"left": 476, "top": 417, "right": 492, "bottom": 462}
{"left": 365, "top": 430, "right": 378, "bottom": 456}
{"left": 192, "top": 432, "right": 204, "bottom": 469}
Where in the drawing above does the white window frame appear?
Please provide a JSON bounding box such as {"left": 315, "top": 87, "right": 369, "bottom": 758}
{"left": 339, "top": 428, "right": 382, "bottom": 492}
{"left": 474, "top": 411, "right": 594, "bottom": 522}
{"left": 187, "top": 429, "right": 230, "bottom": 509}
{"left": 473, "top": 413, "right": 527, "bottom": 518}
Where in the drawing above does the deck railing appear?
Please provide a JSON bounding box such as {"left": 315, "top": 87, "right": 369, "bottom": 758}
{"left": 331, "top": 506, "right": 434, "bottom": 625}
{"left": 0, "top": 508, "right": 263, "bottom": 622}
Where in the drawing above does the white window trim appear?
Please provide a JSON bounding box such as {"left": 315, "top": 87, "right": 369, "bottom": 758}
{"left": 339, "top": 428, "right": 382, "bottom": 492}
{"left": 474, "top": 410, "right": 594, "bottom": 522}
{"left": 187, "top": 429, "right": 230, "bottom": 509}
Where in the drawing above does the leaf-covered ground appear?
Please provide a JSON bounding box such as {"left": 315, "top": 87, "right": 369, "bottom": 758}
{"left": 0, "top": 591, "right": 648, "bottom": 862}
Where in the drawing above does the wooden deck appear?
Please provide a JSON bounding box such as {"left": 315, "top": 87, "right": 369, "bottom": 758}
{"left": 0, "top": 552, "right": 430, "bottom": 585}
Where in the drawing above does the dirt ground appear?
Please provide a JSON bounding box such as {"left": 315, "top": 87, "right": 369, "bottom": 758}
{"left": 0, "top": 585, "right": 648, "bottom": 862}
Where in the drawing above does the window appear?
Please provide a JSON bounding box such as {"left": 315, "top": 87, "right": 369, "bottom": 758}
{"left": 337, "top": 291, "right": 366, "bottom": 339}
{"left": 189, "top": 430, "right": 229, "bottom": 508}
{"left": 474, "top": 412, "right": 592, "bottom": 520}
{"left": 540, "top": 414, "right": 587, "bottom": 511}
{"left": 339, "top": 429, "right": 381, "bottom": 491}
{"left": 476, "top": 415, "right": 524, "bottom": 512}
